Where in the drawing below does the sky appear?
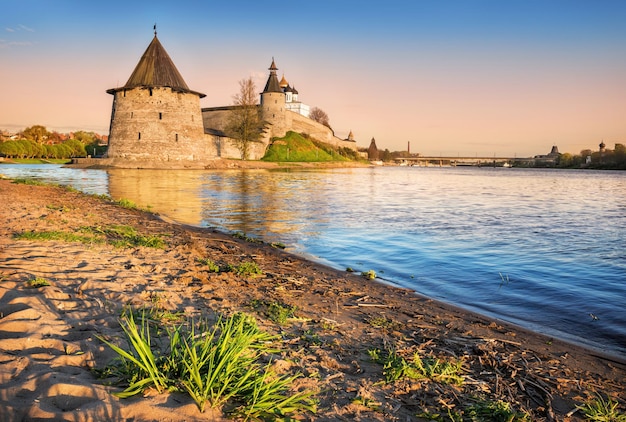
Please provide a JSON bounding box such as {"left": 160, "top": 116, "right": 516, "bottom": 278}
{"left": 1, "top": 0, "right": 625, "bottom": 157}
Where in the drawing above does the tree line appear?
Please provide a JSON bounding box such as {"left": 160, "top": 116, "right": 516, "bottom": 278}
{"left": 0, "top": 125, "right": 106, "bottom": 159}
{"left": 557, "top": 143, "right": 626, "bottom": 170}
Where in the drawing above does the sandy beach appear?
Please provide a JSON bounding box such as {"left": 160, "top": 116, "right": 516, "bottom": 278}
{"left": 0, "top": 177, "right": 624, "bottom": 421}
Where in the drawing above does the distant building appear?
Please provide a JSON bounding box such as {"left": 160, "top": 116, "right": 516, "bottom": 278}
{"left": 368, "top": 137, "right": 379, "bottom": 161}
{"left": 533, "top": 145, "right": 561, "bottom": 166}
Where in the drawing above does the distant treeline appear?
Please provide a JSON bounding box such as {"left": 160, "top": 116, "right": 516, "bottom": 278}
{"left": 557, "top": 143, "right": 626, "bottom": 170}
{"left": 0, "top": 125, "right": 106, "bottom": 159}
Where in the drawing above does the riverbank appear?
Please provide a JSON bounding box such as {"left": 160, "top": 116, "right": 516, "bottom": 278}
{"left": 66, "top": 157, "right": 371, "bottom": 170}
{"left": 0, "top": 178, "right": 624, "bottom": 421}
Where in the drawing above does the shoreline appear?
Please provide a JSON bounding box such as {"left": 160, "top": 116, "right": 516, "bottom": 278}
{"left": 65, "top": 157, "right": 373, "bottom": 170}
{"left": 1, "top": 178, "right": 624, "bottom": 421}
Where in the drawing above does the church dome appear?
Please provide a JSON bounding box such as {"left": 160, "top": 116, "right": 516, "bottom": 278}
{"left": 279, "top": 74, "right": 289, "bottom": 88}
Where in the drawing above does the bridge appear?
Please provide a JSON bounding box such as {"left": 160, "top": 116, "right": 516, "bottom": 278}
{"left": 393, "top": 156, "right": 533, "bottom": 167}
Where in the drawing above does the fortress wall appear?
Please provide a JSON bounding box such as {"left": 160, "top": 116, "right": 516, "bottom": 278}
{"left": 201, "top": 107, "right": 233, "bottom": 133}
{"left": 290, "top": 112, "right": 357, "bottom": 151}
{"left": 107, "top": 87, "right": 213, "bottom": 161}
{"left": 201, "top": 103, "right": 356, "bottom": 158}
{"left": 210, "top": 135, "right": 267, "bottom": 160}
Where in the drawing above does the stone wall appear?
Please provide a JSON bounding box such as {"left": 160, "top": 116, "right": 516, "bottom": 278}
{"left": 289, "top": 112, "right": 356, "bottom": 150}
{"left": 107, "top": 87, "right": 215, "bottom": 161}
{"left": 202, "top": 105, "right": 357, "bottom": 157}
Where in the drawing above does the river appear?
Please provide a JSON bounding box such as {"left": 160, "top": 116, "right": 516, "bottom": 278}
{"left": 2, "top": 164, "right": 625, "bottom": 358}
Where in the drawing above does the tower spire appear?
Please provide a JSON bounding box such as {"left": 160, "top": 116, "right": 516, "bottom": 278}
{"left": 263, "top": 57, "right": 282, "bottom": 93}
{"left": 153, "top": 23, "right": 157, "bottom": 36}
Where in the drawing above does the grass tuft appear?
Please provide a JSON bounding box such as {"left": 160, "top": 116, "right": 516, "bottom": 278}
{"left": 98, "top": 308, "right": 315, "bottom": 418}
{"left": 465, "top": 397, "right": 531, "bottom": 421}
{"left": 578, "top": 393, "right": 626, "bottom": 422}
{"left": 369, "top": 347, "right": 464, "bottom": 385}
{"left": 27, "top": 277, "right": 50, "bottom": 288}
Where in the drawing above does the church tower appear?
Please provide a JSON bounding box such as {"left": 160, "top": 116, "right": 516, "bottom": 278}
{"left": 105, "top": 32, "right": 209, "bottom": 162}
{"left": 260, "top": 58, "right": 290, "bottom": 139}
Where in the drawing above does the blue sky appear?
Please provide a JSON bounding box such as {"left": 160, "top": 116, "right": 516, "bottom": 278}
{"left": 1, "top": 0, "right": 625, "bottom": 156}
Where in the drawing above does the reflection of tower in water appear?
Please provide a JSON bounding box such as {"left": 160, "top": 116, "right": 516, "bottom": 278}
{"left": 197, "top": 170, "right": 330, "bottom": 243}
{"left": 107, "top": 169, "right": 205, "bottom": 226}
{"left": 106, "top": 169, "right": 332, "bottom": 244}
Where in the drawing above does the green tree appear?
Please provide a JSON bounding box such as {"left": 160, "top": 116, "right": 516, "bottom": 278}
{"left": 0, "top": 141, "right": 21, "bottom": 158}
{"left": 380, "top": 148, "right": 393, "bottom": 162}
{"left": 21, "top": 125, "right": 50, "bottom": 143}
{"left": 73, "top": 131, "right": 97, "bottom": 144}
{"left": 17, "top": 139, "right": 35, "bottom": 158}
{"left": 63, "top": 138, "right": 87, "bottom": 157}
{"left": 225, "top": 77, "right": 263, "bottom": 160}
{"left": 558, "top": 152, "right": 574, "bottom": 168}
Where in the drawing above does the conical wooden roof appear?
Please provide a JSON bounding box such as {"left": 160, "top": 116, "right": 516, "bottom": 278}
{"left": 263, "top": 58, "right": 283, "bottom": 93}
{"left": 108, "top": 35, "right": 205, "bottom": 97}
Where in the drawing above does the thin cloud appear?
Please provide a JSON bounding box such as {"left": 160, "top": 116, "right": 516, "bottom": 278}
{"left": 5, "top": 25, "right": 35, "bottom": 33}
{"left": 0, "top": 40, "right": 35, "bottom": 48}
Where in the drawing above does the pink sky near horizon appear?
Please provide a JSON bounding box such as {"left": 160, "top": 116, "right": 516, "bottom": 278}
{"left": 1, "top": 1, "right": 625, "bottom": 157}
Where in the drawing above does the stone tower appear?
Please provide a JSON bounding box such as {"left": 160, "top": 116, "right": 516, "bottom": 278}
{"left": 260, "top": 59, "right": 290, "bottom": 139}
{"left": 368, "top": 137, "right": 379, "bottom": 160}
{"left": 105, "top": 34, "right": 209, "bottom": 162}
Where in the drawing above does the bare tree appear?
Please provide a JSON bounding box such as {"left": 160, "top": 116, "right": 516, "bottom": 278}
{"left": 226, "top": 78, "right": 263, "bottom": 160}
{"left": 309, "top": 107, "right": 331, "bottom": 129}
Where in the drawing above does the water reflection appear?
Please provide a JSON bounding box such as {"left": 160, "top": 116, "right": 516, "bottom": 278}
{"left": 107, "top": 169, "right": 206, "bottom": 226}
{"left": 197, "top": 170, "right": 333, "bottom": 246}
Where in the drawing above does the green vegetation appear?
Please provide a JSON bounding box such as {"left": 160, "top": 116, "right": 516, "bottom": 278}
{"left": 249, "top": 299, "right": 298, "bottom": 325}
{"left": 14, "top": 225, "right": 165, "bottom": 249}
{"left": 11, "top": 178, "right": 48, "bottom": 186}
{"left": 90, "top": 225, "right": 166, "bottom": 249}
{"left": 464, "top": 398, "right": 531, "bottom": 421}
{"left": 367, "top": 315, "right": 400, "bottom": 330}
{"left": 369, "top": 347, "right": 464, "bottom": 385}
{"left": 558, "top": 143, "right": 626, "bottom": 170}
{"left": 226, "top": 261, "right": 263, "bottom": 277}
{"left": 232, "top": 231, "right": 262, "bottom": 243}
{"left": 361, "top": 269, "right": 377, "bottom": 280}
{"left": 111, "top": 198, "right": 153, "bottom": 213}
{"left": 97, "top": 308, "right": 316, "bottom": 418}
{"left": 262, "top": 131, "right": 355, "bottom": 162}
{"left": 578, "top": 394, "right": 626, "bottom": 421}
{"left": 267, "top": 302, "right": 297, "bottom": 325}
{"left": 15, "top": 230, "right": 97, "bottom": 244}
{"left": 0, "top": 125, "right": 105, "bottom": 160}
{"left": 27, "top": 277, "right": 51, "bottom": 288}
{"left": 196, "top": 257, "right": 220, "bottom": 273}
{"left": 2, "top": 158, "right": 72, "bottom": 164}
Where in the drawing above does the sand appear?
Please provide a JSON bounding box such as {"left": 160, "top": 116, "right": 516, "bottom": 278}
{"left": 0, "top": 177, "right": 624, "bottom": 421}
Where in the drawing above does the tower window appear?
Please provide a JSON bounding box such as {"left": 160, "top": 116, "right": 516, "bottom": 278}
{"left": 130, "top": 112, "right": 133, "bottom": 118}
{"left": 138, "top": 132, "right": 141, "bottom": 140}
{"left": 149, "top": 88, "right": 153, "bottom": 96}
{"left": 175, "top": 133, "right": 179, "bottom": 142}
{"left": 159, "top": 112, "right": 162, "bottom": 120}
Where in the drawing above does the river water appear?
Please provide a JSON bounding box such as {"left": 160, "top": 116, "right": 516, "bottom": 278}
{"left": 2, "top": 164, "right": 625, "bottom": 358}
